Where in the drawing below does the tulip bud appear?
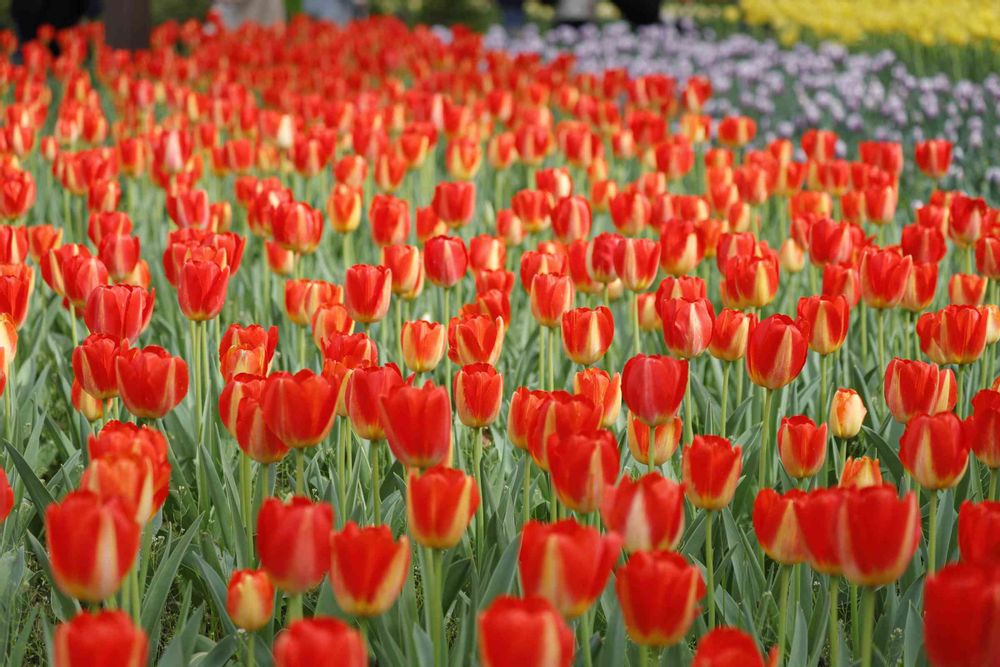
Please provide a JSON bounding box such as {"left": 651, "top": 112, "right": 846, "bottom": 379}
{"left": 883, "top": 358, "right": 957, "bottom": 423}
{"left": 115, "top": 346, "right": 188, "bottom": 419}
{"left": 257, "top": 496, "right": 333, "bottom": 594}
{"left": 548, "top": 429, "right": 620, "bottom": 514}
{"left": 600, "top": 472, "right": 684, "bottom": 553}
{"left": 329, "top": 522, "right": 410, "bottom": 616}
{"left": 839, "top": 456, "right": 883, "bottom": 489}
{"left": 837, "top": 485, "right": 920, "bottom": 587}
{"left": 693, "top": 628, "right": 776, "bottom": 667}
{"left": 746, "top": 315, "right": 807, "bottom": 390}
{"left": 262, "top": 370, "right": 337, "bottom": 449}
{"left": 829, "top": 388, "right": 866, "bottom": 439}
{"left": 615, "top": 550, "right": 705, "bottom": 647}
{"left": 273, "top": 618, "right": 368, "bottom": 667}
{"left": 560, "top": 306, "right": 614, "bottom": 366}
{"left": 626, "top": 412, "right": 682, "bottom": 467}
{"left": 53, "top": 610, "right": 148, "bottom": 667}
{"left": 622, "top": 354, "right": 688, "bottom": 426}
{"left": 573, "top": 368, "right": 621, "bottom": 428}
{"left": 400, "top": 320, "right": 446, "bottom": 373}
{"left": 899, "top": 412, "right": 970, "bottom": 490}
{"left": 478, "top": 596, "right": 574, "bottom": 667}
{"left": 753, "top": 488, "right": 807, "bottom": 564}
{"left": 226, "top": 569, "right": 274, "bottom": 632}
{"left": 344, "top": 264, "right": 392, "bottom": 324}
{"left": 923, "top": 562, "right": 1000, "bottom": 667}
{"left": 455, "top": 363, "right": 503, "bottom": 429}
{"left": 406, "top": 466, "right": 479, "bottom": 549}
{"left": 682, "top": 435, "right": 742, "bottom": 510}
{"left": 777, "top": 415, "right": 827, "bottom": 480}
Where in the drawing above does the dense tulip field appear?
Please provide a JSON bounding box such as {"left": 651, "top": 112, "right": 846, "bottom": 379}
{"left": 0, "top": 12, "right": 998, "bottom": 667}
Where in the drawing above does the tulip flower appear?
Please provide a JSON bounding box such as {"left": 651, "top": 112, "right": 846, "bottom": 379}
{"left": 560, "top": 306, "right": 614, "bottom": 367}
{"left": 839, "top": 457, "right": 884, "bottom": 489}
{"left": 883, "top": 358, "right": 957, "bottom": 423}
{"left": 777, "top": 415, "right": 827, "bottom": 480}
{"left": 692, "top": 627, "right": 777, "bottom": 667}
{"left": 329, "top": 522, "right": 410, "bottom": 617}
{"left": 600, "top": 472, "right": 684, "bottom": 553}
{"left": 257, "top": 496, "right": 332, "bottom": 598}
{"left": 84, "top": 284, "right": 155, "bottom": 344}
{"left": 622, "top": 354, "right": 688, "bottom": 438}
{"left": 449, "top": 314, "right": 505, "bottom": 367}
{"left": 957, "top": 500, "right": 1000, "bottom": 566}
{"left": 529, "top": 272, "right": 574, "bottom": 328}
{"left": 0, "top": 467, "right": 11, "bottom": 524}
{"left": 380, "top": 380, "right": 453, "bottom": 469}
{"left": 115, "top": 345, "right": 188, "bottom": 419}
{"left": 73, "top": 334, "right": 126, "bottom": 400}
{"left": 968, "top": 391, "right": 1000, "bottom": 486}
{"left": 53, "top": 610, "right": 148, "bottom": 667}
{"left": 226, "top": 569, "right": 274, "bottom": 632}
{"left": 923, "top": 562, "right": 1000, "bottom": 667}
{"left": 796, "top": 295, "right": 850, "bottom": 356}
{"left": 478, "top": 596, "right": 574, "bottom": 667}
{"left": 273, "top": 617, "right": 368, "bottom": 667}
{"left": 829, "top": 388, "right": 866, "bottom": 440}
{"left": 914, "top": 139, "right": 952, "bottom": 180}
{"left": 46, "top": 490, "right": 140, "bottom": 602}
{"left": 407, "top": 466, "right": 479, "bottom": 550}
{"left": 344, "top": 264, "right": 392, "bottom": 324}
{"left": 548, "top": 429, "right": 620, "bottom": 514}
{"left": 573, "top": 368, "right": 621, "bottom": 428}
{"left": 284, "top": 279, "right": 342, "bottom": 327}
{"left": 262, "top": 370, "right": 337, "bottom": 451}
{"left": 746, "top": 314, "right": 807, "bottom": 390}
{"left": 400, "top": 320, "right": 446, "bottom": 373}
{"left": 177, "top": 259, "right": 230, "bottom": 321}
{"left": 917, "top": 305, "right": 988, "bottom": 366}
{"left": 615, "top": 550, "right": 705, "bottom": 649}
{"left": 424, "top": 235, "right": 468, "bottom": 289}
{"left": 454, "top": 363, "right": 503, "bottom": 429}
{"left": 519, "top": 519, "right": 620, "bottom": 618}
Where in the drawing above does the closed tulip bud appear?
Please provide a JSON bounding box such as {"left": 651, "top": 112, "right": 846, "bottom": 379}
{"left": 551, "top": 196, "right": 591, "bottom": 244}
{"left": 379, "top": 380, "right": 451, "bottom": 468}
{"left": 839, "top": 456, "right": 884, "bottom": 489}
{"left": 449, "top": 314, "right": 505, "bottom": 366}
{"left": 262, "top": 370, "right": 337, "bottom": 449}
{"left": 860, "top": 249, "right": 912, "bottom": 309}
{"left": 717, "top": 115, "right": 755, "bottom": 147}
{"left": 948, "top": 273, "right": 987, "bottom": 306}
{"left": 949, "top": 195, "right": 986, "bottom": 248}
{"left": 746, "top": 315, "right": 807, "bottom": 390}
{"left": 84, "top": 284, "right": 155, "bottom": 344}
{"left": 424, "top": 235, "right": 468, "bottom": 288}
{"left": 80, "top": 446, "right": 170, "bottom": 526}
{"left": 753, "top": 488, "right": 807, "bottom": 564}
{"left": 899, "top": 412, "right": 970, "bottom": 490}
{"left": 115, "top": 346, "right": 188, "bottom": 419}
{"left": 548, "top": 429, "right": 620, "bottom": 514}
{"left": 612, "top": 237, "right": 660, "bottom": 292}
{"left": 220, "top": 374, "right": 291, "bottom": 464}
{"left": 526, "top": 391, "right": 602, "bottom": 470}
{"left": 914, "top": 139, "right": 951, "bottom": 179}
{"left": 478, "top": 596, "right": 574, "bottom": 667}
{"left": 455, "top": 363, "right": 503, "bottom": 429}
{"left": 883, "top": 358, "right": 957, "bottom": 423}
{"left": 796, "top": 295, "right": 850, "bottom": 355}
{"left": 327, "top": 184, "right": 362, "bottom": 234}
{"left": 329, "top": 522, "right": 410, "bottom": 616}
{"left": 560, "top": 306, "right": 614, "bottom": 366}
{"left": 177, "top": 259, "right": 229, "bottom": 321}
{"left": 622, "top": 354, "right": 688, "bottom": 426}
{"left": 957, "top": 500, "right": 1000, "bottom": 566}
{"left": 63, "top": 254, "right": 109, "bottom": 310}
{"left": 693, "top": 627, "right": 777, "bottom": 667}
{"left": 795, "top": 487, "right": 847, "bottom": 575}
{"left": 708, "top": 308, "right": 756, "bottom": 362}
{"left": 917, "top": 305, "right": 988, "bottom": 366}
{"left": 344, "top": 264, "right": 391, "bottom": 324}
{"left": 829, "top": 388, "right": 866, "bottom": 439}
{"left": 610, "top": 190, "right": 651, "bottom": 236}
{"left": 600, "top": 472, "right": 684, "bottom": 553}
{"left": 975, "top": 236, "right": 1000, "bottom": 279}
{"left": 284, "top": 279, "right": 342, "bottom": 327}
{"left": 923, "top": 562, "right": 1000, "bottom": 667}
{"left": 273, "top": 201, "right": 324, "bottom": 255}
{"left": 27, "top": 224, "right": 61, "bottom": 263}
{"left": 969, "top": 390, "right": 1000, "bottom": 469}
{"left": 369, "top": 194, "right": 410, "bottom": 247}
{"left": 46, "top": 490, "right": 140, "bottom": 602}
{"left": 273, "top": 617, "right": 368, "bottom": 667}
{"left": 615, "top": 550, "right": 705, "bottom": 647}
{"left": 627, "top": 410, "right": 682, "bottom": 466}
{"left": 586, "top": 232, "right": 622, "bottom": 284}
{"left": 381, "top": 245, "right": 424, "bottom": 300}
{"left": 661, "top": 296, "right": 715, "bottom": 359}
{"left": 508, "top": 387, "right": 548, "bottom": 451}
{"left": 53, "top": 610, "right": 148, "bottom": 667}
{"left": 777, "top": 415, "right": 827, "bottom": 480}
{"left": 73, "top": 334, "right": 125, "bottom": 400}
{"left": 901, "top": 261, "right": 939, "bottom": 313}
{"left": 573, "top": 368, "right": 621, "bottom": 428}
{"left": 720, "top": 253, "right": 780, "bottom": 310}
{"left": 310, "top": 303, "right": 354, "bottom": 351}
{"left": 836, "top": 485, "right": 920, "bottom": 587}
{"left": 682, "top": 435, "right": 742, "bottom": 510}
{"left": 266, "top": 242, "right": 297, "bottom": 276}
{"left": 399, "top": 320, "right": 445, "bottom": 373}
{"left": 822, "top": 261, "right": 862, "bottom": 308}
{"left": 0, "top": 313, "right": 13, "bottom": 371}
{"left": 529, "top": 273, "right": 574, "bottom": 328}
{"left": 432, "top": 181, "right": 475, "bottom": 229}
{"left": 406, "top": 466, "right": 478, "bottom": 549}
{"left": 519, "top": 519, "right": 620, "bottom": 618}
{"left": 901, "top": 223, "right": 947, "bottom": 264}
{"left": 257, "top": 496, "right": 333, "bottom": 594}
{"left": 658, "top": 220, "right": 704, "bottom": 277}
{"left": 226, "top": 569, "right": 274, "bottom": 632}
{"left": 468, "top": 234, "right": 505, "bottom": 275}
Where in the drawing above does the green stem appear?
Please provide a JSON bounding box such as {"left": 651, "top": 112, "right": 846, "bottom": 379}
{"left": 647, "top": 422, "right": 656, "bottom": 474}
{"left": 371, "top": 441, "right": 381, "bottom": 524}
{"left": 860, "top": 587, "right": 875, "bottom": 667}
{"left": 295, "top": 448, "right": 305, "bottom": 496}
{"left": 828, "top": 576, "right": 840, "bottom": 667}
{"left": 759, "top": 389, "right": 773, "bottom": 490}
{"left": 548, "top": 326, "right": 557, "bottom": 391}
{"left": 580, "top": 607, "right": 594, "bottom": 667}
{"left": 287, "top": 593, "right": 303, "bottom": 624}
{"left": 472, "top": 427, "right": 484, "bottom": 562}
{"left": 549, "top": 473, "right": 558, "bottom": 523}
{"left": 720, "top": 362, "right": 731, "bottom": 438}
{"left": 639, "top": 646, "right": 650, "bottom": 667}
{"left": 706, "top": 510, "right": 716, "bottom": 629}
{"left": 850, "top": 584, "right": 859, "bottom": 650}
{"left": 522, "top": 452, "right": 532, "bottom": 525}
{"left": 247, "top": 635, "right": 256, "bottom": 667}
{"left": 337, "top": 420, "right": 347, "bottom": 524}
{"left": 777, "top": 565, "right": 791, "bottom": 666}
{"left": 860, "top": 305, "right": 869, "bottom": 373}
{"left": 240, "top": 454, "right": 254, "bottom": 566}
{"left": 631, "top": 291, "right": 640, "bottom": 356}
{"left": 991, "top": 468, "right": 999, "bottom": 502}
{"left": 928, "top": 490, "right": 938, "bottom": 574}
{"left": 876, "top": 309, "right": 886, "bottom": 379}
{"left": 683, "top": 374, "right": 694, "bottom": 447}
{"left": 425, "top": 547, "right": 443, "bottom": 666}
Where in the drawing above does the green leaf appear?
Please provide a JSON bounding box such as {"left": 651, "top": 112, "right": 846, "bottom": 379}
{"left": 5, "top": 441, "right": 55, "bottom": 514}
{"left": 26, "top": 532, "right": 78, "bottom": 622}
{"left": 789, "top": 606, "right": 808, "bottom": 667}
{"left": 480, "top": 533, "right": 520, "bottom": 608}
{"left": 142, "top": 516, "right": 202, "bottom": 633}
{"left": 194, "top": 636, "right": 238, "bottom": 667}
{"left": 903, "top": 603, "right": 924, "bottom": 667}
{"left": 157, "top": 604, "right": 204, "bottom": 667}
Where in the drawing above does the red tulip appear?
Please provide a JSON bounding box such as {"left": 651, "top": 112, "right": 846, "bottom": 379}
{"left": 795, "top": 487, "right": 847, "bottom": 575}
{"left": 380, "top": 380, "right": 452, "bottom": 468}
{"left": 708, "top": 308, "right": 756, "bottom": 361}
{"left": 573, "top": 368, "right": 621, "bottom": 428}
{"left": 424, "top": 235, "right": 468, "bottom": 288}
{"left": 468, "top": 234, "right": 506, "bottom": 274}
{"left": 661, "top": 296, "right": 715, "bottom": 359}
{"left": 659, "top": 220, "right": 704, "bottom": 276}
{"left": 796, "top": 295, "right": 850, "bottom": 355}
{"left": 273, "top": 201, "right": 324, "bottom": 255}
{"left": 949, "top": 195, "right": 986, "bottom": 248}
{"left": 949, "top": 273, "right": 987, "bottom": 305}
{"left": 969, "top": 390, "right": 1000, "bottom": 469}
{"left": 560, "top": 306, "right": 614, "bottom": 366}
{"left": 284, "top": 279, "right": 341, "bottom": 327}
{"left": 508, "top": 387, "right": 549, "bottom": 451}
{"left": 622, "top": 354, "right": 688, "bottom": 426}
{"left": 615, "top": 550, "right": 705, "bottom": 647}
{"left": 84, "top": 284, "right": 155, "bottom": 344}
{"left": 836, "top": 484, "right": 920, "bottom": 587}
{"left": 720, "top": 253, "right": 779, "bottom": 310}
{"left": 407, "top": 465, "right": 479, "bottom": 549}
{"left": 63, "top": 254, "right": 109, "bottom": 311}
{"left": 914, "top": 139, "right": 952, "bottom": 179}
{"left": 753, "top": 488, "right": 807, "bottom": 564}
{"left": 958, "top": 501, "right": 1000, "bottom": 567}
{"left": 548, "top": 428, "right": 620, "bottom": 514}
{"left": 519, "top": 519, "right": 620, "bottom": 618}
{"left": 478, "top": 596, "right": 574, "bottom": 667}
{"left": 610, "top": 190, "right": 651, "bottom": 236}
{"left": 839, "top": 456, "right": 884, "bottom": 489}
{"left": 829, "top": 388, "right": 867, "bottom": 439}
{"left": 586, "top": 232, "right": 622, "bottom": 284}
{"left": 400, "top": 320, "right": 446, "bottom": 373}
{"left": 777, "top": 415, "right": 827, "bottom": 480}
{"left": 859, "top": 249, "right": 911, "bottom": 309}
{"left": 273, "top": 617, "right": 368, "bottom": 667}
{"left": 382, "top": 244, "right": 424, "bottom": 299}
{"left": 177, "top": 259, "right": 229, "bottom": 321}
{"left": 226, "top": 569, "right": 274, "bottom": 631}
{"left": 455, "top": 363, "right": 504, "bottom": 429}
{"left": 600, "top": 472, "right": 684, "bottom": 553}
{"left": 262, "top": 370, "right": 337, "bottom": 448}
{"left": 46, "top": 490, "right": 140, "bottom": 602}
{"left": 901, "top": 223, "right": 947, "bottom": 264}
{"left": 529, "top": 272, "right": 574, "bottom": 328}
{"left": 257, "top": 496, "right": 333, "bottom": 594}
{"left": 746, "top": 315, "right": 807, "bottom": 390}
{"left": 53, "top": 610, "right": 148, "bottom": 667}
{"left": 883, "top": 358, "right": 957, "bottom": 423}
{"left": 344, "top": 264, "right": 392, "bottom": 324}
{"left": 432, "top": 181, "right": 475, "bottom": 228}
{"left": 448, "top": 314, "right": 505, "bottom": 366}
{"left": 692, "top": 627, "right": 777, "bottom": 667}
{"left": 899, "top": 412, "right": 970, "bottom": 490}
{"left": 551, "top": 195, "right": 592, "bottom": 243}
{"left": 329, "top": 522, "right": 410, "bottom": 616}
{"left": 72, "top": 334, "right": 126, "bottom": 400}
{"left": 822, "top": 261, "right": 862, "bottom": 307}
{"left": 115, "top": 345, "right": 188, "bottom": 419}
{"left": 917, "top": 305, "right": 988, "bottom": 365}
{"left": 923, "top": 562, "right": 1000, "bottom": 667}
{"left": 683, "top": 434, "right": 742, "bottom": 509}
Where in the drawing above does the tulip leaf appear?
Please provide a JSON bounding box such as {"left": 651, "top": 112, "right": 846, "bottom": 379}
{"left": 596, "top": 596, "right": 626, "bottom": 667}
{"left": 862, "top": 425, "right": 903, "bottom": 482}
{"left": 411, "top": 624, "right": 434, "bottom": 667}
{"left": 195, "top": 635, "right": 238, "bottom": 667}
{"left": 903, "top": 603, "right": 925, "bottom": 667}
{"left": 156, "top": 603, "right": 204, "bottom": 667}
{"left": 25, "top": 532, "right": 78, "bottom": 622}
{"left": 480, "top": 532, "right": 520, "bottom": 609}
{"left": 789, "top": 605, "right": 808, "bottom": 667}
{"left": 5, "top": 441, "right": 55, "bottom": 515}
{"left": 142, "top": 516, "right": 202, "bottom": 634}
{"left": 188, "top": 552, "right": 237, "bottom": 637}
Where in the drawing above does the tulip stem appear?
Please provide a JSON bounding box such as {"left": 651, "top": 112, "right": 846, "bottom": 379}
{"left": 706, "top": 510, "right": 716, "bottom": 629}
{"left": 638, "top": 646, "right": 650, "bottom": 667}
{"left": 287, "top": 593, "right": 303, "bottom": 624}
{"left": 342, "top": 231, "right": 354, "bottom": 271}
{"left": 295, "top": 448, "right": 306, "bottom": 496}
{"left": 69, "top": 304, "right": 78, "bottom": 349}
{"left": 631, "top": 291, "right": 640, "bottom": 356}
{"left": 521, "top": 452, "right": 532, "bottom": 525}
{"left": 538, "top": 324, "right": 546, "bottom": 388}
{"left": 549, "top": 473, "right": 558, "bottom": 522}
{"left": 547, "top": 327, "right": 556, "bottom": 391}
{"left": 472, "top": 427, "right": 484, "bottom": 562}
{"left": 719, "top": 362, "right": 731, "bottom": 438}
{"left": 337, "top": 419, "right": 347, "bottom": 524}
{"left": 850, "top": 584, "right": 859, "bottom": 650}
{"left": 683, "top": 374, "right": 694, "bottom": 447}
{"left": 819, "top": 354, "right": 830, "bottom": 484}
{"left": 370, "top": 442, "right": 381, "bottom": 524}
{"left": 777, "top": 564, "right": 791, "bottom": 666}
{"left": 991, "top": 468, "right": 999, "bottom": 501}
{"left": 240, "top": 453, "right": 254, "bottom": 565}
{"left": 246, "top": 635, "right": 256, "bottom": 667}
{"left": 579, "top": 607, "right": 594, "bottom": 667}
{"left": 646, "top": 422, "right": 656, "bottom": 474}
{"left": 828, "top": 576, "right": 840, "bottom": 666}
{"left": 859, "top": 587, "right": 875, "bottom": 667}
{"left": 928, "top": 490, "right": 938, "bottom": 573}
{"left": 876, "top": 309, "right": 887, "bottom": 381}
{"left": 758, "top": 389, "right": 774, "bottom": 490}
{"left": 860, "top": 305, "right": 869, "bottom": 373}
{"left": 297, "top": 323, "right": 307, "bottom": 370}
{"left": 424, "top": 546, "right": 444, "bottom": 666}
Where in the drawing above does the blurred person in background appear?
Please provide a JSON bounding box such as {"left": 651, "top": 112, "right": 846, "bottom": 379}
{"left": 212, "top": 0, "right": 286, "bottom": 28}
{"left": 303, "top": 0, "right": 367, "bottom": 24}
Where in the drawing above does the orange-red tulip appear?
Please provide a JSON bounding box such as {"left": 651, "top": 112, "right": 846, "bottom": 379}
{"left": 615, "top": 550, "right": 705, "bottom": 647}
{"left": 226, "top": 569, "right": 274, "bottom": 631}
{"left": 379, "top": 380, "right": 452, "bottom": 468}
{"left": 257, "top": 496, "right": 333, "bottom": 594}
{"left": 478, "top": 596, "right": 574, "bottom": 667}
{"left": 53, "top": 610, "right": 148, "bottom": 667}
{"left": 836, "top": 484, "right": 920, "bottom": 587}
{"left": 329, "top": 522, "right": 410, "bottom": 616}
{"left": 682, "top": 435, "right": 742, "bottom": 510}
{"left": 601, "top": 472, "right": 684, "bottom": 553}
{"left": 406, "top": 466, "right": 479, "bottom": 549}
